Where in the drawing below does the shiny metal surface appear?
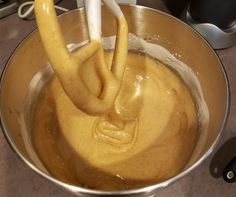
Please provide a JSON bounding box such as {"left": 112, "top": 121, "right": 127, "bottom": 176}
{"left": 226, "top": 171, "right": 234, "bottom": 180}
{"left": 185, "top": 11, "right": 236, "bottom": 49}
{"left": 0, "top": 5, "right": 229, "bottom": 196}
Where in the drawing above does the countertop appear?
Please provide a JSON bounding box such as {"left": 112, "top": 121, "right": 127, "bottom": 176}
{"left": 0, "top": 1, "right": 236, "bottom": 196}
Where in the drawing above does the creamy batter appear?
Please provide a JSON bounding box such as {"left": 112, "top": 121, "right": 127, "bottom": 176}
{"left": 32, "top": 0, "right": 199, "bottom": 191}
{"left": 34, "top": 0, "right": 128, "bottom": 116}
{"left": 32, "top": 52, "right": 198, "bottom": 190}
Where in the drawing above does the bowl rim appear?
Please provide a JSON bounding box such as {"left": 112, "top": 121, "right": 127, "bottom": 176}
{"left": 0, "top": 4, "right": 230, "bottom": 196}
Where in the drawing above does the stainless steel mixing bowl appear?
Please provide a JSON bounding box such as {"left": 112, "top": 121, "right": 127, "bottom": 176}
{"left": 0, "top": 5, "right": 229, "bottom": 197}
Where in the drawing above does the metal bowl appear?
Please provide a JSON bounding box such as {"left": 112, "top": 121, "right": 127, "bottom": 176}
{"left": 0, "top": 5, "right": 229, "bottom": 196}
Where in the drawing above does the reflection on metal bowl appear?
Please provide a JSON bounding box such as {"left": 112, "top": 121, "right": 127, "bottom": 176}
{"left": 0, "top": 5, "right": 229, "bottom": 196}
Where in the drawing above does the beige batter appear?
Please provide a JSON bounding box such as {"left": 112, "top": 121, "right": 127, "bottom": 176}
{"left": 34, "top": 0, "right": 128, "bottom": 116}
{"left": 32, "top": 52, "right": 198, "bottom": 190}
{"left": 33, "top": 0, "right": 198, "bottom": 191}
